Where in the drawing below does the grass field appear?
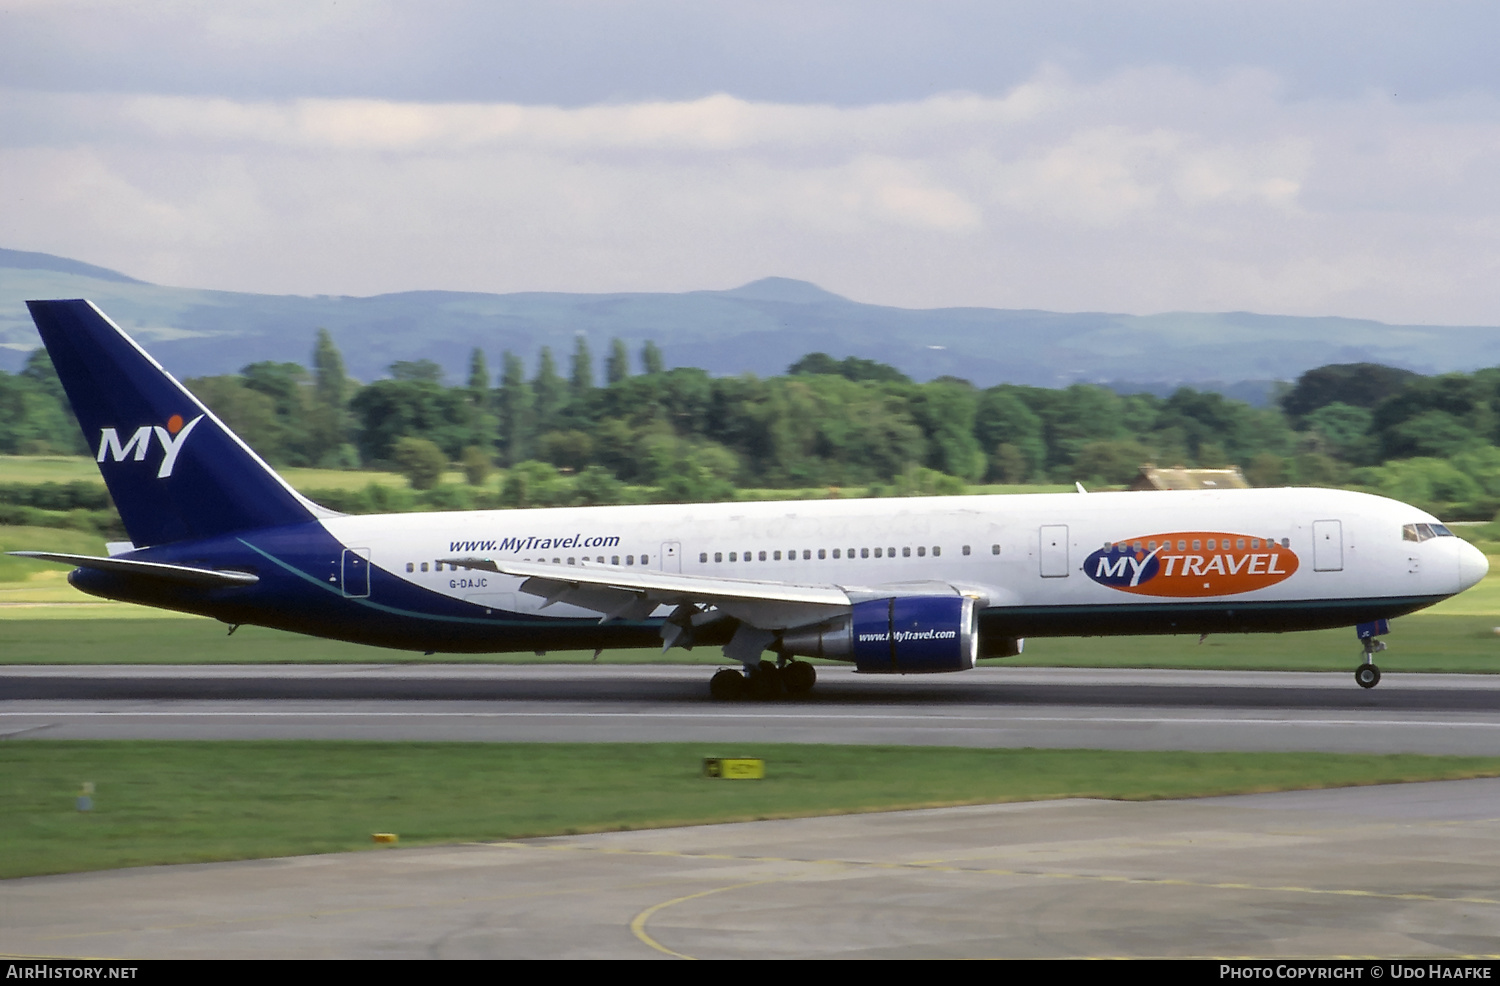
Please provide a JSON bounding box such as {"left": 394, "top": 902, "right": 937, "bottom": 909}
{"left": 7, "top": 741, "right": 1500, "bottom": 879}
{"left": 1, "top": 613, "right": 1498, "bottom": 671}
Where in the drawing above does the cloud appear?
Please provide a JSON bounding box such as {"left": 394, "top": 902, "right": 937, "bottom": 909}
{"left": 2, "top": 67, "right": 1500, "bottom": 325}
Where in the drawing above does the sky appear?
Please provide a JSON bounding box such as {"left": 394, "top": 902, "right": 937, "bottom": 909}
{"left": 3, "top": 1, "right": 1500, "bottom": 324}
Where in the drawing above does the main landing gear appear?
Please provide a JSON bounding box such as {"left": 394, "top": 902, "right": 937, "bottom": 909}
{"left": 709, "top": 659, "right": 817, "bottom": 701}
{"left": 1354, "top": 619, "right": 1390, "bottom": 689}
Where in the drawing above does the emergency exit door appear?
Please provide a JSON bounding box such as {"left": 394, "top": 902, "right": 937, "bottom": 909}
{"left": 1312, "top": 520, "right": 1343, "bottom": 572}
{"left": 341, "top": 548, "right": 370, "bottom": 597}
{"left": 1040, "top": 525, "right": 1070, "bottom": 578}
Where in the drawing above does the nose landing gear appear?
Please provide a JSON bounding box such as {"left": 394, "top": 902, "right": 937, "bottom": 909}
{"left": 1354, "top": 619, "right": 1389, "bottom": 689}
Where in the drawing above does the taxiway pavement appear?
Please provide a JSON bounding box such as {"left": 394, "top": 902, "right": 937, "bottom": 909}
{"left": 5, "top": 778, "right": 1500, "bottom": 959}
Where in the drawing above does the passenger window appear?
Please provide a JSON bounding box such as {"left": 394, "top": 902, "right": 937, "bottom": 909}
{"left": 421, "top": 562, "right": 429, "bottom": 572}
{"left": 887, "top": 546, "right": 895, "bottom": 556}
{"left": 874, "top": 547, "right": 882, "bottom": 558}
{"left": 613, "top": 555, "right": 621, "bottom": 565}
{"left": 1192, "top": 540, "right": 1201, "bottom": 550}
{"left": 917, "top": 546, "right": 926, "bottom": 557}
{"left": 700, "top": 552, "right": 708, "bottom": 563}
{"left": 832, "top": 549, "right": 840, "bottom": 559}
{"left": 818, "top": 549, "right": 826, "bottom": 559}
{"left": 774, "top": 550, "right": 782, "bottom": 560}
{"left": 903, "top": 547, "right": 911, "bottom": 557}
{"left": 991, "top": 544, "right": 1000, "bottom": 555}
{"left": 642, "top": 554, "right": 648, "bottom": 565}
{"left": 803, "top": 549, "right": 811, "bottom": 560}
{"left": 627, "top": 555, "right": 635, "bottom": 565}
{"left": 759, "top": 551, "right": 767, "bottom": 561}
{"left": 714, "top": 552, "right": 722, "bottom": 563}
{"left": 962, "top": 545, "right": 971, "bottom": 556}
{"left": 933, "top": 546, "right": 941, "bottom": 557}
{"left": 406, "top": 563, "right": 414, "bottom": 573}
{"left": 729, "top": 552, "right": 737, "bottom": 562}
{"left": 861, "top": 548, "right": 869, "bottom": 559}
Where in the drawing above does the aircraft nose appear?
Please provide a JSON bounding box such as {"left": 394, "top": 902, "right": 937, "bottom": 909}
{"left": 1458, "top": 539, "right": 1490, "bottom": 592}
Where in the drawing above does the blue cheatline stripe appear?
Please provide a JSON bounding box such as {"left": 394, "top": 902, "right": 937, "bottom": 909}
{"left": 235, "top": 537, "right": 651, "bottom": 629}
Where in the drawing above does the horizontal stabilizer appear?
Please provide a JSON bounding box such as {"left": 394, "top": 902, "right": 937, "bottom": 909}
{"left": 8, "top": 552, "right": 260, "bottom": 587}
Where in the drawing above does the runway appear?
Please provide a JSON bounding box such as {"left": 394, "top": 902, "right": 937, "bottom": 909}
{"left": 7, "top": 779, "right": 1500, "bottom": 959}
{"left": 4, "top": 664, "right": 1500, "bottom": 754}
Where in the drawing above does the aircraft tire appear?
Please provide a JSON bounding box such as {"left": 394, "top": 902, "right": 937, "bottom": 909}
{"left": 1355, "top": 664, "right": 1381, "bottom": 689}
{"left": 749, "top": 660, "right": 784, "bottom": 701}
{"left": 710, "top": 668, "right": 746, "bottom": 701}
{"left": 782, "top": 660, "right": 817, "bottom": 696}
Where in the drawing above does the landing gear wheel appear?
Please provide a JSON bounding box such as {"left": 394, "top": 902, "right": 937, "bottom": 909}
{"left": 748, "top": 660, "right": 784, "bottom": 701}
{"left": 782, "top": 660, "right": 817, "bottom": 696}
{"left": 710, "top": 668, "right": 746, "bottom": 701}
{"left": 1355, "top": 664, "right": 1381, "bottom": 689}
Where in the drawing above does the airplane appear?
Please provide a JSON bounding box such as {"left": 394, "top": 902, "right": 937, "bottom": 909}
{"left": 11, "top": 299, "right": 1491, "bottom": 699}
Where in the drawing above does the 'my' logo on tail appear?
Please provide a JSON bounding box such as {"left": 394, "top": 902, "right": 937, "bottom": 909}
{"left": 96, "top": 413, "right": 205, "bottom": 479}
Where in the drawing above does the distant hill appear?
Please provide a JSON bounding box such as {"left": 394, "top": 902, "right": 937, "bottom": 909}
{"left": 4, "top": 249, "right": 1499, "bottom": 404}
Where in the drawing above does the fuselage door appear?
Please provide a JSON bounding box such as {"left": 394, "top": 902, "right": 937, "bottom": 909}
{"left": 1312, "top": 520, "right": 1343, "bottom": 572}
{"left": 1040, "top": 525, "right": 1070, "bottom": 578}
{"left": 342, "top": 548, "right": 371, "bottom": 597}
{"left": 660, "top": 541, "right": 682, "bottom": 573}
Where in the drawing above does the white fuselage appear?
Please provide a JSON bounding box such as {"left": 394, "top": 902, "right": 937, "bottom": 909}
{"left": 320, "top": 486, "right": 1487, "bottom": 626}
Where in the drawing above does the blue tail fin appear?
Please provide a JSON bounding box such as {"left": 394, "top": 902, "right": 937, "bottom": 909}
{"left": 26, "top": 300, "right": 332, "bottom": 547}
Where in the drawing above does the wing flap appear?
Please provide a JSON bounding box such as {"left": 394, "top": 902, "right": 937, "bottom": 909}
{"left": 441, "top": 556, "right": 850, "bottom": 628}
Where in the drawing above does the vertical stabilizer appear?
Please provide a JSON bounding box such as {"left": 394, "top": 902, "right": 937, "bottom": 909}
{"left": 26, "top": 300, "right": 332, "bottom": 547}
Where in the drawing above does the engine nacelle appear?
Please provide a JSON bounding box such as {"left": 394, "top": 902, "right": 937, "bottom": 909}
{"left": 780, "top": 594, "right": 979, "bottom": 673}
{"left": 979, "top": 634, "right": 1025, "bottom": 658}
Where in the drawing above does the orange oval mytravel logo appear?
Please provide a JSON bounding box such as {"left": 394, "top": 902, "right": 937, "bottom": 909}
{"left": 1084, "top": 531, "right": 1300, "bottom": 597}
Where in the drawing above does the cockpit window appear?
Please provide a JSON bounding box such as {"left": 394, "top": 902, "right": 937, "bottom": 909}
{"left": 1403, "top": 523, "right": 1456, "bottom": 542}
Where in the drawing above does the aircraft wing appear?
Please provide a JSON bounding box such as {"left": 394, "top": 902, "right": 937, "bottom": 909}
{"left": 440, "top": 556, "right": 852, "bottom": 634}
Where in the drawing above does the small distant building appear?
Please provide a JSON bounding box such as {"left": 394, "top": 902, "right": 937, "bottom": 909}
{"left": 1129, "top": 463, "right": 1249, "bottom": 492}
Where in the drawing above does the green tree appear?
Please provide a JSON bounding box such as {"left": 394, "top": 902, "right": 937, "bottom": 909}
{"left": 465, "top": 347, "right": 495, "bottom": 451}
{"left": 533, "top": 347, "right": 565, "bottom": 436}
{"left": 606, "top": 339, "right": 630, "bottom": 385}
{"left": 641, "top": 340, "right": 664, "bottom": 375}
{"left": 461, "top": 445, "right": 493, "bottom": 486}
{"left": 310, "top": 328, "right": 353, "bottom": 467}
{"left": 390, "top": 359, "right": 444, "bottom": 384}
{"left": 570, "top": 335, "right": 594, "bottom": 397}
{"left": 911, "top": 381, "right": 984, "bottom": 481}
{"left": 496, "top": 351, "right": 533, "bottom": 467}
{"left": 975, "top": 388, "right": 1046, "bottom": 482}
{"left": 392, "top": 437, "right": 448, "bottom": 490}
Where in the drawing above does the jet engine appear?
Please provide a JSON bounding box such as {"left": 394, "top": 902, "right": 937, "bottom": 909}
{"left": 780, "top": 594, "right": 979, "bottom": 673}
